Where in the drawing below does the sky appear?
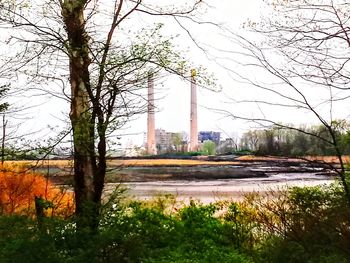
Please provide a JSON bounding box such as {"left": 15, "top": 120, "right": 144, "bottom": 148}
{"left": 3, "top": 0, "right": 349, "bottom": 150}
{"left": 119, "top": 0, "right": 265, "bottom": 146}
{"left": 8, "top": 0, "right": 265, "bottom": 147}
{"left": 120, "top": 0, "right": 344, "bottom": 146}
{"left": 130, "top": 0, "right": 350, "bottom": 145}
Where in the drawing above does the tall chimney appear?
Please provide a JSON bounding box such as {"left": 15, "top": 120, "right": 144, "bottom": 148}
{"left": 189, "top": 69, "right": 198, "bottom": 152}
{"left": 147, "top": 73, "right": 157, "bottom": 155}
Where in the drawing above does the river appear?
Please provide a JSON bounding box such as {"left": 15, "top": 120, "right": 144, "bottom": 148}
{"left": 104, "top": 172, "right": 336, "bottom": 203}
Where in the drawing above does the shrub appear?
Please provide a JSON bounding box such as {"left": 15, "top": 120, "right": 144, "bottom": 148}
{"left": 2, "top": 182, "right": 350, "bottom": 263}
{"left": 223, "top": 202, "right": 257, "bottom": 251}
{"left": 248, "top": 185, "right": 350, "bottom": 262}
{"left": 201, "top": 140, "right": 216, "bottom": 155}
{"left": 0, "top": 163, "right": 74, "bottom": 217}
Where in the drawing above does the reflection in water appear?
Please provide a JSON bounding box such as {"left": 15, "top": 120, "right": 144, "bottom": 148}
{"left": 104, "top": 173, "right": 336, "bottom": 203}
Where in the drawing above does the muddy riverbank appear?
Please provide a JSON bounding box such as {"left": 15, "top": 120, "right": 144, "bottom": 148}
{"left": 47, "top": 156, "right": 336, "bottom": 185}
{"left": 105, "top": 173, "right": 335, "bottom": 203}
{"left": 40, "top": 156, "right": 338, "bottom": 202}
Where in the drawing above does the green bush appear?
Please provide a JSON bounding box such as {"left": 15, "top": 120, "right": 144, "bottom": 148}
{"left": 201, "top": 140, "right": 216, "bottom": 155}
{"left": 251, "top": 184, "right": 350, "bottom": 263}
{"left": 1, "top": 185, "right": 350, "bottom": 263}
{"left": 144, "top": 200, "right": 250, "bottom": 263}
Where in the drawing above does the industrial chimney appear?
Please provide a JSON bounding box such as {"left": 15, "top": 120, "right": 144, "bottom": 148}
{"left": 147, "top": 72, "right": 157, "bottom": 155}
{"left": 189, "top": 69, "right": 198, "bottom": 152}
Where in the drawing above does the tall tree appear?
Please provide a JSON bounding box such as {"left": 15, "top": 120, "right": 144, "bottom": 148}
{"left": 215, "top": 0, "right": 350, "bottom": 201}
{"left": 0, "top": 0, "right": 212, "bottom": 230}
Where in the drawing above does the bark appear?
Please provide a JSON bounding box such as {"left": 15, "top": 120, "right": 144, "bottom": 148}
{"left": 61, "top": 0, "right": 103, "bottom": 230}
{"left": 1, "top": 114, "right": 6, "bottom": 165}
{"left": 57, "top": 0, "right": 202, "bottom": 230}
{"left": 35, "top": 196, "right": 45, "bottom": 231}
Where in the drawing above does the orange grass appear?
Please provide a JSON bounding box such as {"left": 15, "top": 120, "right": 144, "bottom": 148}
{"left": 304, "top": 156, "right": 350, "bottom": 163}
{"left": 3, "top": 159, "right": 73, "bottom": 169}
{"left": 237, "top": 155, "right": 350, "bottom": 164}
{"left": 107, "top": 159, "right": 240, "bottom": 167}
{"left": 237, "top": 155, "right": 305, "bottom": 162}
{"left": 0, "top": 163, "right": 74, "bottom": 217}
{"left": 4, "top": 155, "right": 350, "bottom": 169}
{"left": 3, "top": 159, "right": 240, "bottom": 168}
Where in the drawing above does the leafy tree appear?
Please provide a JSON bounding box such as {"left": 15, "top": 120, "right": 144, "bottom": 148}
{"left": 171, "top": 133, "right": 183, "bottom": 152}
{"left": 0, "top": 0, "right": 213, "bottom": 230}
{"left": 0, "top": 163, "right": 74, "bottom": 217}
{"left": 219, "top": 0, "right": 350, "bottom": 202}
{"left": 202, "top": 140, "right": 216, "bottom": 155}
{"left": 240, "top": 130, "right": 259, "bottom": 152}
{"left": 240, "top": 122, "right": 350, "bottom": 157}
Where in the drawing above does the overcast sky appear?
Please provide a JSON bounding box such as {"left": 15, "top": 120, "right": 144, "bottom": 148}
{"left": 125, "top": 0, "right": 350, "bottom": 147}
{"left": 120, "top": 0, "right": 266, "bottom": 146}
{"left": 4, "top": 0, "right": 348, "bottom": 149}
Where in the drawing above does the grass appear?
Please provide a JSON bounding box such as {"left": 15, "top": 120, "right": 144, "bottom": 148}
{"left": 107, "top": 159, "right": 240, "bottom": 167}
{"left": 4, "top": 155, "right": 350, "bottom": 170}
{"left": 3, "top": 158, "right": 240, "bottom": 169}
{"left": 3, "top": 160, "right": 73, "bottom": 169}
{"left": 5, "top": 155, "right": 350, "bottom": 168}
{"left": 238, "top": 155, "right": 350, "bottom": 163}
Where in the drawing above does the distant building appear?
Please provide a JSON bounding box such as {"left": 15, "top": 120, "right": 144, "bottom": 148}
{"left": 198, "top": 131, "right": 221, "bottom": 145}
{"left": 155, "top": 129, "right": 172, "bottom": 152}
{"left": 142, "top": 129, "right": 189, "bottom": 154}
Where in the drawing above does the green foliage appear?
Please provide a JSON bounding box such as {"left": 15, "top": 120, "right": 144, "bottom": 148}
{"left": 231, "top": 149, "right": 255, "bottom": 156}
{"left": 251, "top": 184, "right": 350, "bottom": 263}
{"left": 147, "top": 201, "right": 250, "bottom": 263}
{"left": 0, "top": 216, "right": 69, "bottom": 263}
{"left": 1, "top": 185, "right": 350, "bottom": 262}
{"left": 223, "top": 202, "right": 256, "bottom": 251}
{"left": 0, "top": 196, "right": 250, "bottom": 262}
{"left": 240, "top": 121, "right": 350, "bottom": 156}
{"left": 183, "top": 151, "right": 203, "bottom": 156}
{"left": 201, "top": 140, "right": 216, "bottom": 155}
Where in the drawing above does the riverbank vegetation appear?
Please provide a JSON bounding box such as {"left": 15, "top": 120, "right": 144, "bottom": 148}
{"left": 240, "top": 123, "right": 350, "bottom": 157}
{"left": 0, "top": 166, "right": 349, "bottom": 262}
{"left": 0, "top": 163, "right": 74, "bottom": 217}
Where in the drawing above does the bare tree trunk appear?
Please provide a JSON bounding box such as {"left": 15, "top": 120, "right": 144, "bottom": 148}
{"left": 0, "top": 0, "right": 207, "bottom": 232}
{"left": 1, "top": 114, "right": 6, "bottom": 165}
{"left": 61, "top": 1, "right": 102, "bottom": 231}
{"left": 35, "top": 196, "right": 45, "bottom": 231}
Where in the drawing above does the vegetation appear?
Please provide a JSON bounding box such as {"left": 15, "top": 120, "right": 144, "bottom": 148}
{"left": 0, "top": 161, "right": 348, "bottom": 262}
{"left": 0, "top": 180, "right": 349, "bottom": 262}
{"left": 0, "top": 163, "right": 74, "bottom": 217}
{"left": 224, "top": 0, "right": 350, "bottom": 202}
{"left": 0, "top": 0, "right": 216, "bottom": 231}
{"left": 240, "top": 123, "right": 350, "bottom": 157}
{"left": 201, "top": 140, "right": 216, "bottom": 155}
{"left": 0, "top": 0, "right": 349, "bottom": 262}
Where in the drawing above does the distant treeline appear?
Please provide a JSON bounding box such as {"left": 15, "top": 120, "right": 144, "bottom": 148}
{"left": 240, "top": 121, "right": 350, "bottom": 156}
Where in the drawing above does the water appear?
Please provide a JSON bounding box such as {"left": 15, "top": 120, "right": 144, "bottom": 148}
{"left": 104, "top": 172, "right": 336, "bottom": 203}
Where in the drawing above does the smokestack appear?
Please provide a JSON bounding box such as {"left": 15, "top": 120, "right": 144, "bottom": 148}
{"left": 147, "top": 72, "right": 157, "bottom": 155}
{"left": 189, "top": 69, "right": 198, "bottom": 152}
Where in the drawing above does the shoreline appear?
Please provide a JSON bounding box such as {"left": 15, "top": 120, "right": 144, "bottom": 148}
{"left": 46, "top": 156, "right": 336, "bottom": 185}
